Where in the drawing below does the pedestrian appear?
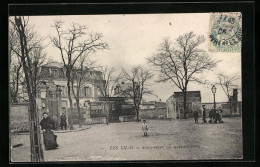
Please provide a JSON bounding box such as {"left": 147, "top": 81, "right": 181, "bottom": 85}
{"left": 142, "top": 120, "right": 148, "bottom": 136}
{"left": 40, "top": 112, "right": 59, "bottom": 150}
{"left": 60, "top": 113, "right": 67, "bottom": 130}
{"left": 193, "top": 110, "right": 199, "bottom": 124}
{"left": 216, "top": 107, "right": 224, "bottom": 123}
{"left": 202, "top": 105, "right": 207, "bottom": 123}
{"left": 209, "top": 107, "right": 214, "bottom": 123}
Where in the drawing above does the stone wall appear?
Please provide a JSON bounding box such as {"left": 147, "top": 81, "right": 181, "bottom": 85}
{"left": 139, "top": 108, "right": 167, "bottom": 119}
{"left": 84, "top": 117, "right": 107, "bottom": 124}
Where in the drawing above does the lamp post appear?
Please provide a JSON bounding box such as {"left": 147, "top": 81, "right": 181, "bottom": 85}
{"left": 211, "top": 85, "right": 217, "bottom": 110}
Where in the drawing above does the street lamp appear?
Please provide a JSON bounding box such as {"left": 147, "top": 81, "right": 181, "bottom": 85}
{"left": 211, "top": 85, "right": 217, "bottom": 110}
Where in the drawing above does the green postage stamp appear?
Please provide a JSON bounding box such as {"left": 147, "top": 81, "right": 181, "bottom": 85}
{"left": 209, "top": 12, "right": 242, "bottom": 52}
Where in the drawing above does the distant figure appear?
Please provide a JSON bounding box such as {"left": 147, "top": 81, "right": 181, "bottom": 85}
{"left": 193, "top": 110, "right": 199, "bottom": 124}
{"left": 209, "top": 107, "right": 215, "bottom": 123}
{"left": 40, "top": 112, "right": 58, "bottom": 150}
{"left": 142, "top": 120, "right": 148, "bottom": 136}
{"left": 215, "top": 107, "right": 224, "bottom": 123}
{"left": 60, "top": 113, "right": 67, "bottom": 130}
{"left": 218, "top": 107, "right": 223, "bottom": 120}
{"left": 53, "top": 115, "right": 59, "bottom": 130}
{"left": 202, "top": 105, "right": 207, "bottom": 123}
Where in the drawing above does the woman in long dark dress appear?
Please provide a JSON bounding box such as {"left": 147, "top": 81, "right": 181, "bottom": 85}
{"left": 40, "top": 112, "right": 59, "bottom": 150}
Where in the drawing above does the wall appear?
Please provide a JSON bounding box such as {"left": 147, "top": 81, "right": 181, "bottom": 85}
{"left": 10, "top": 103, "right": 30, "bottom": 133}
{"left": 119, "top": 115, "right": 136, "bottom": 122}
{"left": 202, "top": 102, "right": 241, "bottom": 117}
{"left": 139, "top": 108, "right": 167, "bottom": 119}
{"left": 166, "top": 96, "right": 177, "bottom": 119}
{"left": 10, "top": 104, "right": 29, "bottom": 123}
{"left": 84, "top": 117, "right": 106, "bottom": 124}
{"left": 166, "top": 91, "right": 202, "bottom": 119}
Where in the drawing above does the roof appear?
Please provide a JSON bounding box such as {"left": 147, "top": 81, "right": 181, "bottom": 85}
{"left": 166, "top": 91, "right": 201, "bottom": 101}
{"left": 43, "top": 62, "right": 64, "bottom": 68}
{"left": 174, "top": 91, "right": 201, "bottom": 94}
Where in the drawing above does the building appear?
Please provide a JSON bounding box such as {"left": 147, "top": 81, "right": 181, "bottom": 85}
{"left": 166, "top": 91, "right": 202, "bottom": 119}
{"left": 36, "top": 62, "right": 106, "bottom": 121}
{"left": 114, "top": 81, "right": 140, "bottom": 104}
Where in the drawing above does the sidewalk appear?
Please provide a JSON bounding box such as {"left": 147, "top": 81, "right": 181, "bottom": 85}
{"left": 12, "top": 124, "right": 91, "bottom": 135}
{"left": 56, "top": 124, "right": 91, "bottom": 133}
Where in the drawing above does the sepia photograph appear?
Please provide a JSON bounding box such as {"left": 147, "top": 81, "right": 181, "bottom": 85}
{"left": 9, "top": 10, "right": 245, "bottom": 162}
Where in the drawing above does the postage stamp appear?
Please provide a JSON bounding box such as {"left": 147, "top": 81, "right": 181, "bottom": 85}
{"left": 209, "top": 12, "right": 242, "bottom": 52}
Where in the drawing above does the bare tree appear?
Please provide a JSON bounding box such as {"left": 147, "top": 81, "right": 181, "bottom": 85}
{"left": 9, "top": 26, "right": 23, "bottom": 103}
{"left": 71, "top": 55, "right": 95, "bottom": 128}
{"left": 120, "top": 66, "right": 154, "bottom": 122}
{"left": 147, "top": 32, "right": 218, "bottom": 118}
{"left": 10, "top": 20, "right": 48, "bottom": 103}
{"left": 9, "top": 16, "right": 45, "bottom": 162}
{"left": 9, "top": 56, "right": 23, "bottom": 103}
{"left": 51, "top": 21, "right": 108, "bottom": 129}
{"left": 95, "top": 66, "right": 121, "bottom": 124}
{"left": 217, "top": 73, "right": 239, "bottom": 115}
{"left": 97, "top": 66, "right": 121, "bottom": 98}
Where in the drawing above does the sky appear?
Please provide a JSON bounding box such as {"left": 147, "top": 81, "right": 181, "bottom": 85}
{"left": 26, "top": 13, "right": 242, "bottom": 103}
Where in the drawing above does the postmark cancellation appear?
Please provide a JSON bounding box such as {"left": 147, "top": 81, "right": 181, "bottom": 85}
{"left": 209, "top": 12, "right": 242, "bottom": 53}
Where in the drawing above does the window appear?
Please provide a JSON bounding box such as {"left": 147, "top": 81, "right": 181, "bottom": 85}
{"left": 41, "top": 91, "right": 46, "bottom": 98}
{"left": 42, "top": 103, "right": 46, "bottom": 109}
{"left": 84, "top": 87, "right": 92, "bottom": 98}
{"left": 97, "top": 87, "right": 102, "bottom": 97}
{"left": 61, "top": 86, "right": 66, "bottom": 96}
{"left": 52, "top": 69, "right": 58, "bottom": 77}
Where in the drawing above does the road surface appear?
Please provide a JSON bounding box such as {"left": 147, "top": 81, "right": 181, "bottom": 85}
{"left": 10, "top": 117, "right": 242, "bottom": 161}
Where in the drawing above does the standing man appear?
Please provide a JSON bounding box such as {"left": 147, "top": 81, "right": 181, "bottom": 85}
{"left": 60, "top": 113, "right": 67, "bottom": 130}
{"left": 40, "top": 112, "right": 59, "bottom": 150}
{"left": 193, "top": 110, "right": 199, "bottom": 124}
{"left": 202, "top": 105, "right": 207, "bottom": 123}
{"left": 142, "top": 120, "right": 148, "bottom": 136}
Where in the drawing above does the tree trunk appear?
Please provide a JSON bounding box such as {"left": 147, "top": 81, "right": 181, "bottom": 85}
{"left": 136, "top": 107, "right": 139, "bottom": 122}
{"left": 183, "top": 90, "right": 187, "bottom": 119}
{"left": 105, "top": 99, "right": 109, "bottom": 124}
{"left": 28, "top": 99, "right": 44, "bottom": 162}
{"left": 76, "top": 99, "right": 82, "bottom": 128}
{"left": 229, "top": 97, "right": 232, "bottom": 117}
{"left": 67, "top": 76, "right": 74, "bottom": 130}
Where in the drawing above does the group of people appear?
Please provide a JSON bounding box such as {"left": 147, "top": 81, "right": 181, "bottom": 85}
{"left": 40, "top": 112, "right": 68, "bottom": 150}
{"left": 193, "top": 105, "right": 223, "bottom": 124}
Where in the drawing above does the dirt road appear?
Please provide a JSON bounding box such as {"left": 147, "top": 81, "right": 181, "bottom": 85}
{"left": 10, "top": 117, "right": 242, "bottom": 161}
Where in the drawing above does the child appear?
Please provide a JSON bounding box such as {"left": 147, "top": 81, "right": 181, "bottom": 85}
{"left": 142, "top": 120, "right": 148, "bottom": 136}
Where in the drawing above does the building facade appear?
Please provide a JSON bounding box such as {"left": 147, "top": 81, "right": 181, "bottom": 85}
{"left": 166, "top": 91, "right": 202, "bottom": 119}
{"left": 36, "top": 62, "right": 106, "bottom": 121}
